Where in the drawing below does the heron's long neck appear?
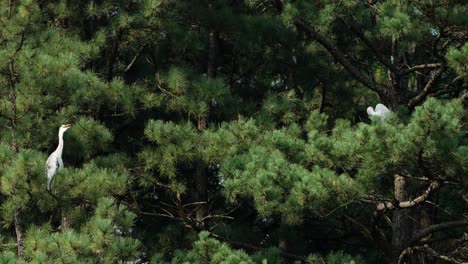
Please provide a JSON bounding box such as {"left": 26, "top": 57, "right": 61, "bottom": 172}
{"left": 55, "top": 131, "right": 65, "bottom": 155}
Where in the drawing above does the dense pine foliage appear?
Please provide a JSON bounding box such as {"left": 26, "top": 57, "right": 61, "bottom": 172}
{"left": 0, "top": 0, "right": 466, "bottom": 263}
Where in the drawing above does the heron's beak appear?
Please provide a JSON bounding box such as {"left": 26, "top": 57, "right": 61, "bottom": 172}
{"left": 64, "top": 124, "right": 72, "bottom": 128}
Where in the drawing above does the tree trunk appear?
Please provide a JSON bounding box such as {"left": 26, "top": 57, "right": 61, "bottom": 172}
{"left": 415, "top": 206, "right": 432, "bottom": 264}
{"left": 385, "top": 45, "right": 410, "bottom": 109}
{"left": 195, "top": 117, "right": 208, "bottom": 227}
{"left": 195, "top": 159, "right": 208, "bottom": 227}
{"left": 207, "top": 31, "right": 219, "bottom": 78}
{"left": 61, "top": 209, "right": 71, "bottom": 229}
{"left": 390, "top": 174, "right": 414, "bottom": 263}
{"left": 14, "top": 209, "right": 24, "bottom": 257}
{"left": 194, "top": 30, "right": 219, "bottom": 229}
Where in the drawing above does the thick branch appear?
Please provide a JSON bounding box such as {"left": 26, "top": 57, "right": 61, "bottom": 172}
{"left": 409, "top": 220, "right": 468, "bottom": 246}
{"left": 408, "top": 66, "right": 446, "bottom": 108}
{"left": 376, "top": 181, "right": 442, "bottom": 211}
{"left": 294, "top": 20, "right": 385, "bottom": 96}
{"left": 461, "top": 91, "right": 468, "bottom": 101}
{"left": 399, "top": 181, "right": 441, "bottom": 207}
{"left": 428, "top": 74, "right": 467, "bottom": 98}
{"left": 401, "top": 63, "right": 442, "bottom": 75}
{"left": 399, "top": 244, "right": 465, "bottom": 264}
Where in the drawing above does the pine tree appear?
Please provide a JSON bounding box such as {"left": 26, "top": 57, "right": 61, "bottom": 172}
{"left": 0, "top": 1, "right": 141, "bottom": 261}
{"left": 0, "top": 0, "right": 466, "bottom": 263}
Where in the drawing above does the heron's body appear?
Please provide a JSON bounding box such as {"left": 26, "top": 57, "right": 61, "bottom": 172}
{"left": 46, "top": 152, "right": 63, "bottom": 190}
{"left": 367, "top": 103, "right": 391, "bottom": 120}
{"left": 46, "top": 124, "right": 71, "bottom": 191}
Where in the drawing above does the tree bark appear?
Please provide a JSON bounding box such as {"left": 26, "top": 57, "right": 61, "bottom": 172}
{"left": 14, "top": 209, "right": 24, "bottom": 257}
{"left": 106, "top": 29, "right": 124, "bottom": 81}
{"left": 195, "top": 145, "right": 208, "bottom": 228}
{"left": 207, "top": 31, "right": 219, "bottom": 78}
{"left": 194, "top": 30, "right": 219, "bottom": 229}
{"left": 8, "top": 57, "right": 24, "bottom": 257}
{"left": 390, "top": 174, "right": 415, "bottom": 263}
{"left": 61, "top": 209, "right": 71, "bottom": 229}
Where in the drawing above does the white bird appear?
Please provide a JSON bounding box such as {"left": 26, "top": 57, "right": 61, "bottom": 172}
{"left": 367, "top": 103, "right": 391, "bottom": 121}
{"left": 46, "top": 124, "right": 71, "bottom": 191}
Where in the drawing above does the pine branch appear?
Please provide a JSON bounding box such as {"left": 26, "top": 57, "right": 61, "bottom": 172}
{"left": 399, "top": 244, "right": 465, "bottom": 264}
{"left": 200, "top": 214, "right": 234, "bottom": 221}
{"left": 343, "top": 214, "right": 372, "bottom": 241}
{"left": 232, "top": 60, "right": 266, "bottom": 84}
{"left": 461, "top": 91, "right": 468, "bottom": 101}
{"left": 409, "top": 220, "right": 468, "bottom": 247}
{"left": 293, "top": 20, "right": 386, "bottom": 96}
{"left": 339, "top": 17, "right": 399, "bottom": 74}
{"left": 408, "top": 66, "right": 446, "bottom": 108}
{"left": 376, "top": 181, "right": 442, "bottom": 211}
{"left": 210, "top": 234, "right": 307, "bottom": 262}
{"left": 428, "top": 74, "right": 467, "bottom": 98}
{"left": 398, "top": 173, "right": 460, "bottom": 185}
{"left": 400, "top": 63, "right": 442, "bottom": 75}
{"left": 398, "top": 181, "right": 442, "bottom": 208}
{"left": 123, "top": 43, "right": 148, "bottom": 73}
{"left": 432, "top": 32, "right": 443, "bottom": 59}
{"left": 343, "top": 214, "right": 390, "bottom": 255}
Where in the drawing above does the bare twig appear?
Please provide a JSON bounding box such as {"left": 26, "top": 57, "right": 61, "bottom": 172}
{"left": 201, "top": 214, "right": 234, "bottom": 221}
{"left": 123, "top": 43, "right": 148, "bottom": 73}
{"left": 400, "top": 63, "right": 442, "bottom": 75}
{"left": 408, "top": 66, "right": 446, "bottom": 108}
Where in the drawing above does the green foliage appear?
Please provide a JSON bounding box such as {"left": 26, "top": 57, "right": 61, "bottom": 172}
{"left": 66, "top": 117, "right": 113, "bottom": 160}
{"left": 153, "top": 66, "right": 231, "bottom": 119}
{"left": 170, "top": 232, "right": 256, "bottom": 264}
{"left": 306, "top": 250, "right": 364, "bottom": 264}
{"left": 0, "top": 0, "right": 465, "bottom": 263}
{"left": 446, "top": 43, "right": 468, "bottom": 75}
{"left": 0, "top": 252, "right": 26, "bottom": 264}
{"left": 24, "top": 198, "right": 140, "bottom": 263}
{"left": 142, "top": 120, "right": 198, "bottom": 179}
{"left": 0, "top": 149, "right": 45, "bottom": 226}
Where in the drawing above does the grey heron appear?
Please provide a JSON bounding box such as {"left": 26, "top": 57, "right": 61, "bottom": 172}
{"left": 367, "top": 103, "right": 391, "bottom": 121}
{"left": 46, "top": 124, "right": 71, "bottom": 191}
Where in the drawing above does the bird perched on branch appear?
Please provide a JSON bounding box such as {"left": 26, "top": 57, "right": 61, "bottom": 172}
{"left": 367, "top": 103, "right": 391, "bottom": 121}
{"left": 46, "top": 124, "right": 71, "bottom": 191}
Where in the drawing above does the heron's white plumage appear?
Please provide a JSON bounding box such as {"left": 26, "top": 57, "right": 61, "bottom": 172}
{"left": 46, "top": 153, "right": 61, "bottom": 190}
{"left": 367, "top": 103, "right": 391, "bottom": 120}
{"left": 46, "top": 124, "right": 71, "bottom": 191}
